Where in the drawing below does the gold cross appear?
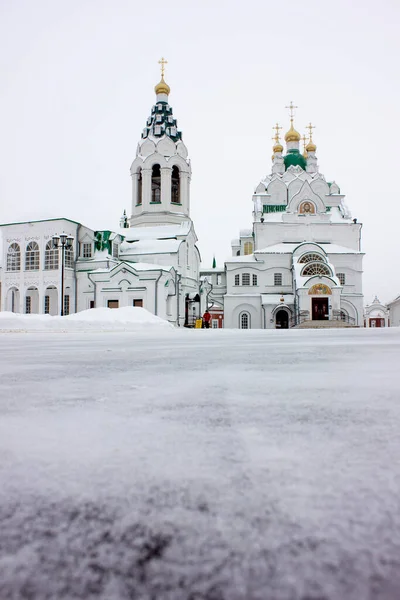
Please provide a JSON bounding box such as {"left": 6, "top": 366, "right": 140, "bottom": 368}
{"left": 285, "top": 101, "right": 298, "bottom": 121}
{"left": 272, "top": 123, "right": 282, "bottom": 142}
{"left": 306, "top": 122, "right": 315, "bottom": 141}
{"left": 158, "top": 57, "right": 168, "bottom": 78}
{"left": 302, "top": 134, "right": 307, "bottom": 151}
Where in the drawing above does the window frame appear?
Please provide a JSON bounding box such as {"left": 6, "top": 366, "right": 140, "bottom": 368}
{"left": 6, "top": 243, "right": 21, "bottom": 271}
{"left": 25, "top": 241, "right": 40, "bottom": 271}
{"left": 337, "top": 272, "right": 346, "bottom": 285}
{"left": 242, "top": 273, "right": 250, "bottom": 286}
{"left": 274, "top": 272, "right": 283, "bottom": 286}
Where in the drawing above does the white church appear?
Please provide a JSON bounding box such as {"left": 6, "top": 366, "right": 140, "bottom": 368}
{"left": 0, "top": 64, "right": 368, "bottom": 328}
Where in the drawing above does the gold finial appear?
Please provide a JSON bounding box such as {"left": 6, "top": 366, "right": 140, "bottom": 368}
{"left": 302, "top": 134, "right": 308, "bottom": 158}
{"left": 272, "top": 123, "right": 283, "bottom": 154}
{"left": 272, "top": 123, "right": 283, "bottom": 143}
{"left": 306, "top": 122, "right": 315, "bottom": 141}
{"left": 306, "top": 122, "right": 317, "bottom": 152}
{"left": 158, "top": 57, "right": 168, "bottom": 78}
{"left": 284, "top": 102, "right": 300, "bottom": 143}
{"left": 155, "top": 57, "right": 170, "bottom": 96}
{"left": 285, "top": 101, "right": 298, "bottom": 124}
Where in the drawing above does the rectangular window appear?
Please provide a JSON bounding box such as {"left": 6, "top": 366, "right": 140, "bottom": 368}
{"left": 63, "top": 295, "right": 70, "bottom": 316}
{"left": 337, "top": 273, "right": 346, "bottom": 285}
{"left": 274, "top": 273, "right": 282, "bottom": 286}
{"left": 44, "top": 295, "right": 50, "bottom": 314}
{"left": 234, "top": 274, "right": 240, "bottom": 286}
{"left": 25, "top": 296, "right": 31, "bottom": 314}
{"left": 133, "top": 299, "right": 143, "bottom": 307}
{"left": 212, "top": 319, "right": 219, "bottom": 328}
{"left": 216, "top": 274, "right": 222, "bottom": 285}
{"left": 252, "top": 274, "right": 258, "bottom": 286}
{"left": 112, "top": 243, "right": 118, "bottom": 258}
{"left": 107, "top": 300, "right": 119, "bottom": 309}
{"left": 65, "top": 248, "right": 74, "bottom": 269}
{"left": 242, "top": 273, "right": 250, "bottom": 286}
{"left": 82, "top": 243, "right": 92, "bottom": 258}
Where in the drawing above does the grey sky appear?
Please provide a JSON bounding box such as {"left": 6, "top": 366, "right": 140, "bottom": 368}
{"left": 1, "top": 0, "right": 399, "bottom": 303}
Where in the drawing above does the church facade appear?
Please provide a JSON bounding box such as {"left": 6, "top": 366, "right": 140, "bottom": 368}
{"left": 0, "top": 64, "right": 201, "bottom": 326}
{"left": 0, "top": 66, "right": 365, "bottom": 328}
{"left": 220, "top": 109, "right": 364, "bottom": 329}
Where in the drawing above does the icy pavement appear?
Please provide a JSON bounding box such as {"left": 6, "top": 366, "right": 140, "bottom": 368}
{"left": 1, "top": 327, "right": 400, "bottom": 600}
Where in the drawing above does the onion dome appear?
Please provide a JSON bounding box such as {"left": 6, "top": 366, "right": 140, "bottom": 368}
{"left": 285, "top": 122, "right": 301, "bottom": 143}
{"left": 306, "top": 140, "right": 317, "bottom": 153}
{"left": 283, "top": 149, "right": 307, "bottom": 171}
{"left": 272, "top": 123, "right": 283, "bottom": 155}
{"left": 273, "top": 141, "right": 284, "bottom": 154}
{"left": 155, "top": 76, "right": 170, "bottom": 96}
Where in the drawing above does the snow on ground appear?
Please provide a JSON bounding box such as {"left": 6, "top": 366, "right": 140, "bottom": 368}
{"left": 1, "top": 327, "right": 400, "bottom": 599}
{"left": 0, "top": 307, "right": 173, "bottom": 332}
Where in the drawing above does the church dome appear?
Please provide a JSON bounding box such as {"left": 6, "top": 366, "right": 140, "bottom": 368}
{"left": 155, "top": 76, "right": 170, "bottom": 96}
{"left": 284, "top": 149, "right": 307, "bottom": 171}
{"left": 273, "top": 142, "right": 283, "bottom": 154}
{"left": 285, "top": 123, "right": 301, "bottom": 143}
{"left": 306, "top": 140, "right": 316, "bottom": 153}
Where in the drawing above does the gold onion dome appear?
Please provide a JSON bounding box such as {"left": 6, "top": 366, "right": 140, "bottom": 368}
{"left": 285, "top": 122, "right": 301, "bottom": 143}
{"left": 306, "top": 140, "right": 317, "bottom": 152}
{"left": 273, "top": 142, "right": 283, "bottom": 153}
{"left": 155, "top": 76, "right": 170, "bottom": 96}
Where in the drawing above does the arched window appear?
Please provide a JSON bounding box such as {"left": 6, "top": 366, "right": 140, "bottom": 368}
{"left": 137, "top": 168, "right": 142, "bottom": 205}
{"left": 44, "top": 240, "right": 59, "bottom": 270}
{"left": 25, "top": 242, "right": 40, "bottom": 271}
{"left": 151, "top": 164, "right": 161, "bottom": 203}
{"left": 171, "top": 166, "right": 180, "bottom": 204}
{"left": 240, "top": 312, "right": 250, "bottom": 329}
{"left": 244, "top": 242, "right": 253, "bottom": 255}
{"left": 299, "top": 253, "right": 325, "bottom": 264}
{"left": 6, "top": 243, "right": 21, "bottom": 271}
{"left": 301, "top": 262, "right": 331, "bottom": 276}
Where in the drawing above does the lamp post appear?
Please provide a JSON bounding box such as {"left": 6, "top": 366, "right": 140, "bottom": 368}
{"left": 52, "top": 233, "right": 74, "bottom": 316}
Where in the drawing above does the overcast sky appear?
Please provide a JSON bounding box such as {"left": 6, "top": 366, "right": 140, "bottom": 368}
{"left": 1, "top": 0, "right": 399, "bottom": 303}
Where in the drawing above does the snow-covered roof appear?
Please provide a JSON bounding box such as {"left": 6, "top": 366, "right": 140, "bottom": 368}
{"left": 225, "top": 254, "right": 258, "bottom": 263}
{"left": 121, "top": 222, "right": 191, "bottom": 241}
{"left": 120, "top": 239, "right": 182, "bottom": 256}
{"left": 256, "top": 242, "right": 362, "bottom": 255}
{"left": 90, "top": 261, "right": 174, "bottom": 274}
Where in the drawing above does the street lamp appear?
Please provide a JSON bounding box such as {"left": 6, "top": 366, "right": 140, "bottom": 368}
{"left": 52, "top": 233, "right": 74, "bottom": 316}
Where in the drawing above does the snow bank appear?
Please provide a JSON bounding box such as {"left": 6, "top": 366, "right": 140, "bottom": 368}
{"left": 0, "top": 307, "right": 174, "bottom": 332}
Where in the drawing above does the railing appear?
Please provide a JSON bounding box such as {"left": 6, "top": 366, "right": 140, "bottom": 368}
{"left": 331, "top": 310, "right": 356, "bottom": 325}
{"left": 290, "top": 309, "right": 356, "bottom": 327}
{"left": 290, "top": 310, "right": 310, "bottom": 327}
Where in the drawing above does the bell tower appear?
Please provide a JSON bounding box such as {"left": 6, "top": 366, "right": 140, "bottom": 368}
{"left": 129, "top": 58, "right": 192, "bottom": 227}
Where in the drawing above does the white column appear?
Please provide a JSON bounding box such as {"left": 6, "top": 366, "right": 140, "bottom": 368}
{"left": 142, "top": 169, "right": 152, "bottom": 207}
{"left": 180, "top": 172, "right": 190, "bottom": 215}
{"left": 161, "top": 167, "right": 171, "bottom": 207}
{"left": 131, "top": 172, "right": 138, "bottom": 214}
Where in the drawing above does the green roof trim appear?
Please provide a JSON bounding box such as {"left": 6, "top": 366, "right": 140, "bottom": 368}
{"left": 283, "top": 149, "right": 307, "bottom": 171}
{"left": 94, "top": 230, "right": 112, "bottom": 253}
{"left": 0, "top": 217, "right": 81, "bottom": 227}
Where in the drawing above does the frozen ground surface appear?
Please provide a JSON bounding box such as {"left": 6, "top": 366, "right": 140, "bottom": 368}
{"left": 1, "top": 327, "right": 400, "bottom": 600}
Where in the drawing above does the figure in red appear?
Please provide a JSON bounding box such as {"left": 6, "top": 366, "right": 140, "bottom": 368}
{"left": 203, "top": 310, "right": 211, "bottom": 329}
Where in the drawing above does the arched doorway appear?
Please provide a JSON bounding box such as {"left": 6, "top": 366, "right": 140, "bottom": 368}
{"left": 275, "top": 309, "right": 289, "bottom": 329}
{"left": 6, "top": 287, "right": 20, "bottom": 312}
{"left": 44, "top": 286, "right": 58, "bottom": 315}
{"left": 25, "top": 287, "right": 39, "bottom": 314}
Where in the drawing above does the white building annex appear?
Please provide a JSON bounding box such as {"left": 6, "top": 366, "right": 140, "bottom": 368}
{"left": 0, "top": 63, "right": 201, "bottom": 327}
{"left": 219, "top": 107, "right": 365, "bottom": 329}
{"left": 387, "top": 296, "right": 400, "bottom": 327}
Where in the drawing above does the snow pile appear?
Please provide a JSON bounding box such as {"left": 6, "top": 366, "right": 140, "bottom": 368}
{"left": 0, "top": 307, "right": 174, "bottom": 332}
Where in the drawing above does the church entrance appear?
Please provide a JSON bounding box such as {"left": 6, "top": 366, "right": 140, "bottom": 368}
{"left": 312, "top": 298, "right": 328, "bottom": 320}
{"left": 275, "top": 309, "right": 289, "bottom": 329}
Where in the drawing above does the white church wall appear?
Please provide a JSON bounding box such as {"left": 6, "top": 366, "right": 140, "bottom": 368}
{"left": 223, "top": 295, "right": 262, "bottom": 329}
